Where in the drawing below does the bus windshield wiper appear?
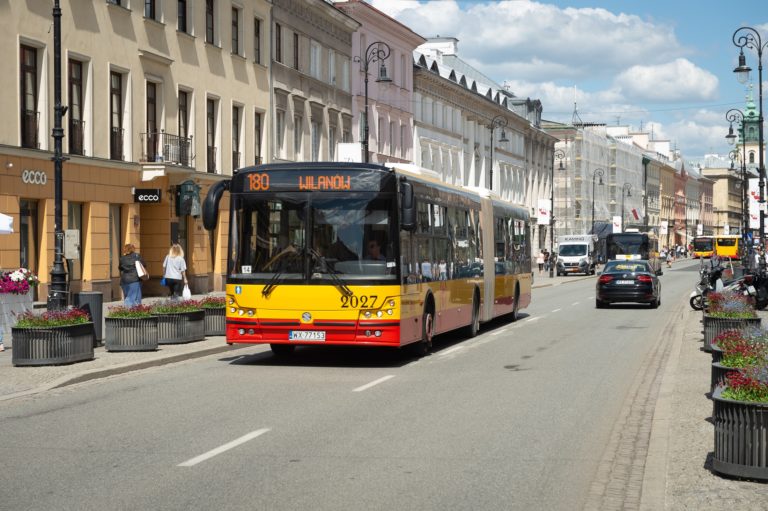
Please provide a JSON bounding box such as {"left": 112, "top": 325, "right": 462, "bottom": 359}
{"left": 261, "top": 270, "right": 283, "bottom": 298}
{"left": 308, "top": 248, "right": 354, "bottom": 297}
{"left": 261, "top": 247, "right": 302, "bottom": 298}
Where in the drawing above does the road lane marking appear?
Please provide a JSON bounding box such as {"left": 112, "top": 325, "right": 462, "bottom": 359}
{"left": 526, "top": 316, "right": 541, "bottom": 322}
{"left": 353, "top": 375, "right": 395, "bottom": 392}
{"left": 551, "top": 308, "right": 561, "bottom": 313}
{"left": 572, "top": 302, "right": 580, "bottom": 306}
{"left": 178, "top": 428, "right": 270, "bottom": 467}
{"left": 439, "top": 345, "right": 466, "bottom": 355}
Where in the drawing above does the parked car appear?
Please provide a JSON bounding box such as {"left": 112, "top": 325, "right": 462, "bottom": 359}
{"left": 595, "top": 259, "right": 661, "bottom": 308}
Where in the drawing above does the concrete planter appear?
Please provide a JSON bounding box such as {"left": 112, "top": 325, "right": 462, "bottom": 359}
{"left": 11, "top": 322, "right": 95, "bottom": 366}
{"left": 712, "top": 386, "right": 768, "bottom": 481}
{"left": 0, "top": 292, "right": 34, "bottom": 347}
{"left": 153, "top": 309, "right": 205, "bottom": 344}
{"left": 105, "top": 316, "right": 159, "bottom": 352}
{"left": 203, "top": 307, "right": 225, "bottom": 336}
{"left": 711, "top": 362, "right": 743, "bottom": 393}
{"left": 702, "top": 316, "right": 761, "bottom": 352}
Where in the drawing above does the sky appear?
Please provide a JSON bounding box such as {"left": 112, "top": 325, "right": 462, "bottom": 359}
{"left": 369, "top": 0, "right": 767, "bottom": 160}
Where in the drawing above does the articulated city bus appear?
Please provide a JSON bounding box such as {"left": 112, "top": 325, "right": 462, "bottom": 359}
{"left": 202, "top": 162, "right": 532, "bottom": 356}
{"left": 714, "top": 235, "right": 740, "bottom": 260}
{"left": 692, "top": 236, "right": 714, "bottom": 259}
{"left": 605, "top": 231, "right": 662, "bottom": 275}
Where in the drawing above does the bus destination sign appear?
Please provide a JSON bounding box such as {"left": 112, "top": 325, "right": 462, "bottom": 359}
{"left": 242, "top": 169, "right": 388, "bottom": 193}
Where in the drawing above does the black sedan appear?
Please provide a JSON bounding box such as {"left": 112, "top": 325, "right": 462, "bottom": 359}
{"left": 595, "top": 260, "right": 661, "bottom": 308}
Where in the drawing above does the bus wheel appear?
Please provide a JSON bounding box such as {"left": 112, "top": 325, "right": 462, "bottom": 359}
{"left": 270, "top": 344, "right": 296, "bottom": 357}
{"left": 509, "top": 287, "right": 520, "bottom": 322}
{"left": 412, "top": 309, "right": 434, "bottom": 356}
{"left": 465, "top": 295, "right": 480, "bottom": 338}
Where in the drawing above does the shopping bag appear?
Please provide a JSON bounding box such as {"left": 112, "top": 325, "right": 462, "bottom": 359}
{"left": 135, "top": 260, "right": 149, "bottom": 280}
{"left": 160, "top": 277, "right": 167, "bottom": 286}
{"left": 182, "top": 284, "right": 192, "bottom": 300}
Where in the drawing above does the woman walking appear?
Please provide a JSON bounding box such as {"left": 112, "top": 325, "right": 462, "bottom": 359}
{"left": 163, "top": 243, "right": 188, "bottom": 300}
{"left": 118, "top": 243, "right": 146, "bottom": 306}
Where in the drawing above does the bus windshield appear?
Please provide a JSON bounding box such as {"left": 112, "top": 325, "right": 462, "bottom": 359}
{"left": 607, "top": 234, "right": 647, "bottom": 258}
{"left": 693, "top": 237, "right": 714, "bottom": 251}
{"left": 231, "top": 193, "right": 398, "bottom": 282}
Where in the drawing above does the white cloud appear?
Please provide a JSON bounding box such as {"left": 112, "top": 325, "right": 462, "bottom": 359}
{"left": 614, "top": 59, "right": 719, "bottom": 102}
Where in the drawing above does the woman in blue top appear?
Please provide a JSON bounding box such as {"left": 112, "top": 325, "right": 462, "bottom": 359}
{"left": 163, "top": 243, "right": 188, "bottom": 300}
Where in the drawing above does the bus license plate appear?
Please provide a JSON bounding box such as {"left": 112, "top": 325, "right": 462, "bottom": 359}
{"left": 616, "top": 280, "right": 634, "bottom": 285}
{"left": 289, "top": 330, "right": 326, "bottom": 341}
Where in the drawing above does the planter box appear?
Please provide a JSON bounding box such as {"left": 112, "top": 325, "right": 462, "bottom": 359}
{"left": 11, "top": 322, "right": 95, "bottom": 366}
{"left": 711, "top": 343, "right": 723, "bottom": 364}
{"left": 702, "top": 316, "right": 761, "bottom": 352}
{"left": 1, "top": 292, "right": 34, "bottom": 345}
{"left": 203, "top": 307, "right": 225, "bottom": 336}
{"left": 711, "top": 362, "right": 743, "bottom": 393}
{"left": 712, "top": 386, "right": 768, "bottom": 481}
{"left": 105, "top": 316, "right": 159, "bottom": 352}
{"left": 153, "top": 309, "right": 205, "bottom": 344}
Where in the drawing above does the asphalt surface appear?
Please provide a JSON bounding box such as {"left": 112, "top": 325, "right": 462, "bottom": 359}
{"left": 1, "top": 262, "right": 767, "bottom": 509}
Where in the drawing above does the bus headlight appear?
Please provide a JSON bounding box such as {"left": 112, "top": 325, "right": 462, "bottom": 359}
{"left": 389, "top": 300, "right": 395, "bottom": 307}
{"left": 376, "top": 311, "right": 383, "bottom": 318}
{"left": 238, "top": 309, "right": 244, "bottom": 316}
{"left": 247, "top": 310, "right": 255, "bottom": 316}
{"left": 387, "top": 309, "right": 393, "bottom": 315}
{"left": 230, "top": 307, "right": 236, "bottom": 313}
{"left": 364, "top": 311, "right": 372, "bottom": 319}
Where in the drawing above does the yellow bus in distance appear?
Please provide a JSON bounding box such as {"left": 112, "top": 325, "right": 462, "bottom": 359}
{"left": 714, "top": 235, "right": 740, "bottom": 260}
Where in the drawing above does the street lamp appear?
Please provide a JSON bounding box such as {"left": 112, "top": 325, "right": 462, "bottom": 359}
{"left": 726, "top": 108, "right": 750, "bottom": 240}
{"left": 732, "top": 27, "right": 767, "bottom": 247}
{"left": 355, "top": 41, "right": 391, "bottom": 163}
{"left": 590, "top": 168, "right": 604, "bottom": 235}
{"left": 488, "top": 115, "right": 508, "bottom": 190}
{"left": 621, "top": 183, "right": 632, "bottom": 232}
{"left": 549, "top": 148, "right": 565, "bottom": 278}
{"left": 48, "top": 0, "right": 68, "bottom": 311}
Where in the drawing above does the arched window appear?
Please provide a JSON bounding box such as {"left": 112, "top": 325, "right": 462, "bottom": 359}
{"left": 750, "top": 151, "right": 755, "bottom": 164}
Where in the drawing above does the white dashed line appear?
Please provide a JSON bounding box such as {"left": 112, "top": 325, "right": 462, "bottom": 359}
{"left": 353, "top": 375, "right": 395, "bottom": 392}
{"left": 526, "top": 316, "right": 541, "bottom": 322}
{"left": 572, "top": 302, "right": 580, "bottom": 306}
{"left": 551, "top": 308, "right": 561, "bottom": 313}
{"left": 439, "top": 345, "right": 466, "bottom": 355}
{"left": 178, "top": 428, "right": 270, "bottom": 467}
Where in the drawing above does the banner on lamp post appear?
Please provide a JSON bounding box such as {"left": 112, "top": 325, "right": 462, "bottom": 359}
{"left": 749, "top": 177, "right": 761, "bottom": 230}
{"left": 537, "top": 198, "right": 551, "bottom": 225}
{"left": 696, "top": 223, "right": 703, "bottom": 236}
{"left": 612, "top": 215, "right": 622, "bottom": 233}
{"left": 659, "top": 222, "right": 668, "bottom": 236}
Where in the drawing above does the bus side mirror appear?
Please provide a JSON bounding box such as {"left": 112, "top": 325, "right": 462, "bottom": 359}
{"left": 400, "top": 180, "right": 416, "bottom": 231}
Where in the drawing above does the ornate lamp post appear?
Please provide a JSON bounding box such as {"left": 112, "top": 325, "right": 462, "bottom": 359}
{"left": 621, "top": 183, "right": 632, "bottom": 232}
{"left": 48, "top": 0, "right": 68, "bottom": 310}
{"left": 733, "top": 27, "right": 767, "bottom": 246}
{"left": 355, "top": 41, "right": 391, "bottom": 163}
{"left": 726, "top": 109, "right": 750, "bottom": 240}
{"left": 488, "top": 115, "right": 509, "bottom": 190}
{"left": 590, "top": 168, "right": 604, "bottom": 234}
{"left": 549, "top": 148, "right": 565, "bottom": 278}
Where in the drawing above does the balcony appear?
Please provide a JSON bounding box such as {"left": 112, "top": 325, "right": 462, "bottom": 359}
{"left": 69, "top": 119, "right": 84, "bottom": 155}
{"left": 110, "top": 127, "right": 124, "bottom": 161}
{"left": 207, "top": 145, "right": 217, "bottom": 173}
{"left": 21, "top": 109, "right": 39, "bottom": 149}
{"left": 140, "top": 131, "right": 194, "bottom": 166}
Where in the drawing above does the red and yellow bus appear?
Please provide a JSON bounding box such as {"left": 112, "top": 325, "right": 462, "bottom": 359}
{"left": 714, "top": 235, "right": 740, "bottom": 260}
{"left": 202, "top": 162, "right": 532, "bottom": 356}
{"left": 692, "top": 236, "right": 714, "bottom": 259}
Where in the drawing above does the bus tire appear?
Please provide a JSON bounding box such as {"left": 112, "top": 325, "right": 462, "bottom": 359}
{"left": 412, "top": 308, "right": 434, "bottom": 356}
{"left": 465, "top": 292, "right": 480, "bottom": 338}
{"left": 270, "top": 344, "right": 296, "bottom": 357}
{"left": 510, "top": 285, "right": 520, "bottom": 322}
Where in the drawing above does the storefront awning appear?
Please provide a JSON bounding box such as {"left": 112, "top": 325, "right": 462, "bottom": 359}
{"left": 0, "top": 213, "right": 13, "bottom": 234}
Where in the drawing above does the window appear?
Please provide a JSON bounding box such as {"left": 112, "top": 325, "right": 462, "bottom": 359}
{"left": 109, "top": 204, "right": 122, "bottom": 281}
{"left": 254, "top": 111, "right": 262, "bottom": 164}
{"left": 67, "top": 202, "right": 83, "bottom": 281}
{"left": 275, "top": 23, "right": 282, "bottom": 63}
{"left": 68, "top": 59, "right": 84, "bottom": 155}
{"left": 293, "top": 32, "right": 299, "bottom": 70}
{"left": 389, "top": 121, "right": 395, "bottom": 157}
{"left": 750, "top": 151, "right": 755, "bottom": 164}
{"left": 20, "top": 45, "right": 39, "bottom": 149}
{"left": 205, "top": 0, "right": 215, "bottom": 44}
{"left": 400, "top": 54, "right": 406, "bottom": 88}
{"left": 253, "top": 18, "right": 261, "bottom": 64}
{"left": 328, "top": 50, "right": 336, "bottom": 85}
{"left": 311, "top": 120, "right": 320, "bottom": 161}
{"left": 341, "top": 58, "right": 349, "bottom": 92}
{"left": 400, "top": 125, "right": 406, "bottom": 159}
{"left": 178, "top": 89, "right": 191, "bottom": 166}
{"left": 377, "top": 117, "right": 383, "bottom": 153}
{"left": 177, "top": 0, "right": 188, "bottom": 33}
{"left": 110, "top": 71, "right": 123, "bottom": 160}
{"left": 146, "top": 82, "right": 158, "bottom": 161}
{"left": 207, "top": 98, "right": 217, "bottom": 172}
{"left": 231, "top": 7, "right": 240, "bottom": 55}
{"left": 294, "top": 114, "right": 302, "bottom": 158}
{"left": 232, "top": 105, "right": 241, "bottom": 168}
{"left": 310, "top": 41, "right": 321, "bottom": 79}
{"left": 144, "top": 0, "right": 156, "bottom": 20}
{"left": 276, "top": 110, "right": 285, "bottom": 154}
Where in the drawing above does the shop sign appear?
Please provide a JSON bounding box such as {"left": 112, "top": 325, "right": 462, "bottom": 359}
{"left": 134, "top": 189, "right": 162, "bottom": 203}
{"left": 21, "top": 169, "right": 48, "bottom": 185}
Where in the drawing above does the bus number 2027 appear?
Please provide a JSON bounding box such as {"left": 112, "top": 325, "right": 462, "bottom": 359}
{"left": 340, "top": 295, "right": 378, "bottom": 309}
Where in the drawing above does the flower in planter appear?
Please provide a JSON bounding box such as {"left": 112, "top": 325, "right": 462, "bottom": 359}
{"left": 106, "top": 304, "right": 153, "bottom": 318}
{"left": 198, "top": 296, "right": 226, "bottom": 309}
{"left": 0, "top": 267, "right": 39, "bottom": 295}
{"left": 721, "top": 368, "right": 768, "bottom": 403}
{"left": 706, "top": 290, "right": 757, "bottom": 319}
{"left": 714, "top": 328, "right": 768, "bottom": 369}
{"left": 14, "top": 307, "right": 91, "bottom": 328}
{"left": 150, "top": 299, "right": 202, "bottom": 314}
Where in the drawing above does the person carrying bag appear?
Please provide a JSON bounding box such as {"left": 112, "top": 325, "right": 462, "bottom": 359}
{"left": 118, "top": 243, "right": 146, "bottom": 306}
{"left": 163, "top": 243, "right": 188, "bottom": 300}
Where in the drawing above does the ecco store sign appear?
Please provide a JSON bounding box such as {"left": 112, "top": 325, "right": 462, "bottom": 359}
{"left": 22, "top": 170, "right": 48, "bottom": 185}
{"left": 134, "top": 189, "right": 162, "bottom": 203}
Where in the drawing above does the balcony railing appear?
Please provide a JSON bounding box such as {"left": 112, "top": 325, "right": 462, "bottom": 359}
{"left": 21, "top": 109, "right": 39, "bottom": 149}
{"left": 69, "top": 119, "right": 84, "bottom": 155}
{"left": 110, "top": 127, "right": 124, "bottom": 161}
{"left": 140, "top": 131, "right": 194, "bottom": 166}
{"left": 207, "top": 145, "right": 217, "bottom": 173}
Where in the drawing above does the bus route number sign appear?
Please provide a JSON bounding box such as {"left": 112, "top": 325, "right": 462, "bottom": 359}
{"left": 248, "top": 173, "right": 270, "bottom": 191}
